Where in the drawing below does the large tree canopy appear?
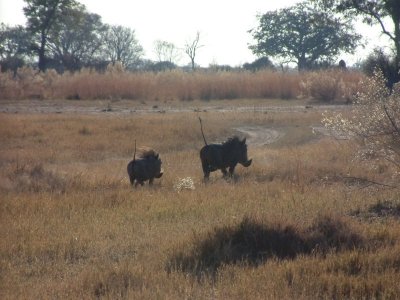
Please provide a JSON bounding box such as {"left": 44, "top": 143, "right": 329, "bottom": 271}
{"left": 102, "top": 25, "right": 144, "bottom": 70}
{"left": 250, "top": 2, "right": 361, "bottom": 70}
{"left": 23, "top": 0, "right": 79, "bottom": 71}
{"left": 46, "top": 5, "right": 106, "bottom": 71}
{"left": 0, "top": 24, "right": 32, "bottom": 72}
{"left": 312, "top": 0, "right": 400, "bottom": 84}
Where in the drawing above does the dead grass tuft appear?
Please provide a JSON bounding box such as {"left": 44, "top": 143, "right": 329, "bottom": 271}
{"left": 5, "top": 162, "right": 67, "bottom": 193}
{"left": 92, "top": 269, "right": 142, "bottom": 298}
{"left": 351, "top": 200, "right": 400, "bottom": 221}
{"left": 300, "top": 70, "right": 364, "bottom": 103}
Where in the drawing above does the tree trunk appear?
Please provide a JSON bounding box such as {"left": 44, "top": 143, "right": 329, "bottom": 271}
{"left": 298, "top": 55, "right": 307, "bottom": 71}
{"left": 191, "top": 58, "right": 195, "bottom": 71}
{"left": 38, "top": 30, "right": 47, "bottom": 72}
{"left": 393, "top": 9, "right": 400, "bottom": 81}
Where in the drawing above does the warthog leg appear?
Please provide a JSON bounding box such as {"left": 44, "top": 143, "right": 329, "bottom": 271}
{"left": 228, "top": 165, "right": 236, "bottom": 177}
{"left": 221, "top": 168, "right": 228, "bottom": 177}
{"left": 201, "top": 162, "right": 211, "bottom": 180}
{"left": 135, "top": 181, "right": 144, "bottom": 187}
{"left": 129, "top": 175, "right": 135, "bottom": 185}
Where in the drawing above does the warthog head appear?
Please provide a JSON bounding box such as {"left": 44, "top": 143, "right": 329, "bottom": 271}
{"left": 232, "top": 137, "right": 252, "bottom": 167}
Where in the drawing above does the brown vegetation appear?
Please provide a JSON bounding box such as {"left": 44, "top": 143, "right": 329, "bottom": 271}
{"left": 0, "top": 67, "right": 364, "bottom": 102}
{"left": 1, "top": 100, "right": 400, "bottom": 299}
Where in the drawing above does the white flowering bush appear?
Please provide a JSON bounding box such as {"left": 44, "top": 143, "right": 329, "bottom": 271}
{"left": 323, "top": 71, "right": 400, "bottom": 180}
{"left": 173, "top": 177, "right": 195, "bottom": 192}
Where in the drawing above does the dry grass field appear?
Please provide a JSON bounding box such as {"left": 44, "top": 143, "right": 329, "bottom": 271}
{"left": 1, "top": 98, "right": 400, "bottom": 299}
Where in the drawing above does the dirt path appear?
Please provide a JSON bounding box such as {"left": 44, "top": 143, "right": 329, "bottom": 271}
{"left": 0, "top": 99, "right": 348, "bottom": 115}
{"left": 234, "top": 126, "right": 283, "bottom": 146}
{"left": 0, "top": 99, "right": 349, "bottom": 145}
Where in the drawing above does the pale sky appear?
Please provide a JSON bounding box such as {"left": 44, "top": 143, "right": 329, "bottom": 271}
{"left": 0, "top": 0, "right": 390, "bottom": 67}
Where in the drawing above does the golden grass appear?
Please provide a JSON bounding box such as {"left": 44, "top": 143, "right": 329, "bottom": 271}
{"left": 1, "top": 102, "right": 400, "bottom": 299}
{"left": 0, "top": 68, "right": 364, "bottom": 102}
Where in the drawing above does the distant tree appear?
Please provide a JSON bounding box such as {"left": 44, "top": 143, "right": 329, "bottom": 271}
{"left": 102, "top": 25, "right": 143, "bottom": 70}
{"left": 153, "top": 40, "right": 181, "bottom": 64}
{"left": 152, "top": 61, "right": 177, "bottom": 72}
{"left": 46, "top": 4, "right": 106, "bottom": 71}
{"left": 243, "top": 57, "right": 275, "bottom": 72}
{"left": 0, "top": 24, "right": 32, "bottom": 72}
{"left": 311, "top": 0, "right": 400, "bottom": 86}
{"left": 208, "top": 63, "right": 233, "bottom": 72}
{"left": 184, "top": 31, "right": 203, "bottom": 71}
{"left": 250, "top": 2, "right": 361, "bottom": 71}
{"left": 23, "top": 0, "right": 79, "bottom": 71}
{"left": 362, "top": 49, "right": 398, "bottom": 88}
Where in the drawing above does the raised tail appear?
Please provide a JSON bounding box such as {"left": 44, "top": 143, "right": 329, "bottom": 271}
{"left": 199, "top": 117, "right": 208, "bottom": 146}
{"left": 133, "top": 139, "right": 137, "bottom": 162}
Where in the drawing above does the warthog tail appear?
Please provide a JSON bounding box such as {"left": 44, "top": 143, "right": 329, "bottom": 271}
{"left": 133, "top": 139, "right": 137, "bottom": 162}
{"left": 199, "top": 117, "right": 208, "bottom": 146}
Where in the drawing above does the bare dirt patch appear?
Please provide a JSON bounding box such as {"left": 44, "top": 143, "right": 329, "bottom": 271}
{"left": 0, "top": 99, "right": 349, "bottom": 147}
{"left": 0, "top": 99, "right": 348, "bottom": 115}
{"left": 234, "top": 126, "right": 283, "bottom": 146}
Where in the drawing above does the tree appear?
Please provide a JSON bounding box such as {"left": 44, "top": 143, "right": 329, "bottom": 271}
{"left": 184, "top": 31, "right": 203, "bottom": 71}
{"left": 362, "top": 49, "right": 398, "bottom": 87}
{"left": 46, "top": 5, "right": 106, "bottom": 71}
{"left": 153, "top": 40, "right": 181, "bottom": 64}
{"left": 0, "top": 24, "right": 32, "bottom": 72}
{"left": 102, "top": 25, "right": 143, "bottom": 70}
{"left": 249, "top": 2, "right": 361, "bottom": 71}
{"left": 312, "top": 0, "right": 400, "bottom": 86}
{"left": 243, "top": 57, "right": 275, "bottom": 72}
{"left": 323, "top": 71, "right": 400, "bottom": 186}
{"left": 23, "top": 0, "right": 79, "bottom": 71}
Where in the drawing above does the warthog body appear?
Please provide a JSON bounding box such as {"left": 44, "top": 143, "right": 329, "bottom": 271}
{"left": 127, "top": 149, "right": 163, "bottom": 187}
{"left": 200, "top": 136, "right": 252, "bottom": 180}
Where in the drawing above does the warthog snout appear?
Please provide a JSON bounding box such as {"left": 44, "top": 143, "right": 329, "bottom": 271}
{"left": 241, "top": 158, "right": 252, "bottom": 167}
{"left": 155, "top": 170, "right": 164, "bottom": 178}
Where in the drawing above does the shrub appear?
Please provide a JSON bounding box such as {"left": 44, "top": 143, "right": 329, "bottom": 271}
{"left": 323, "top": 71, "right": 400, "bottom": 186}
{"left": 167, "top": 215, "right": 364, "bottom": 278}
{"left": 301, "top": 70, "right": 364, "bottom": 103}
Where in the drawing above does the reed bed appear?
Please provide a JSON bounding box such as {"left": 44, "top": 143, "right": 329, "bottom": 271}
{"left": 0, "top": 67, "right": 364, "bottom": 103}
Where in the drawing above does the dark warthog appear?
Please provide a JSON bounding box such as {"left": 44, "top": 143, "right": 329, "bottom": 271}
{"left": 127, "top": 147, "right": 163, "bottom": 187}
{"left": 198, "top": 118, "right": 252, "bottom": 180}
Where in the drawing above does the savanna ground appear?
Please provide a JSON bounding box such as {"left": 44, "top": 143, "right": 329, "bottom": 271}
{"left": 1, "top": 97, "right": 400, "bottom": 299}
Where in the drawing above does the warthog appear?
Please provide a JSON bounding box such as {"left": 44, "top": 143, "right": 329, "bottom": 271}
{"left": 198, "top": 117, "right": 252, "bottom": 180}
{"left": 127, "top": 147, "right": 163, "bottom": 187}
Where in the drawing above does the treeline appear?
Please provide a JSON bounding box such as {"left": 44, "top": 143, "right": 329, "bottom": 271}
{"left": 0, "top": 0, "right": 144, "bottom": 74}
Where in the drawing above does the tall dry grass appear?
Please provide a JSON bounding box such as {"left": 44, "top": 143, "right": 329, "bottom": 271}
{"left": 1, "top": 104, "right": 400, "bottom": 299}
{"left": 0, "top": 66, "right": 364, "bottom": 102}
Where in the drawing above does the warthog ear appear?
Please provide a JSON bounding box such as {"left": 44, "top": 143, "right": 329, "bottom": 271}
{"left": 241, "top": 138, "right": 246, "bottom": 144}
